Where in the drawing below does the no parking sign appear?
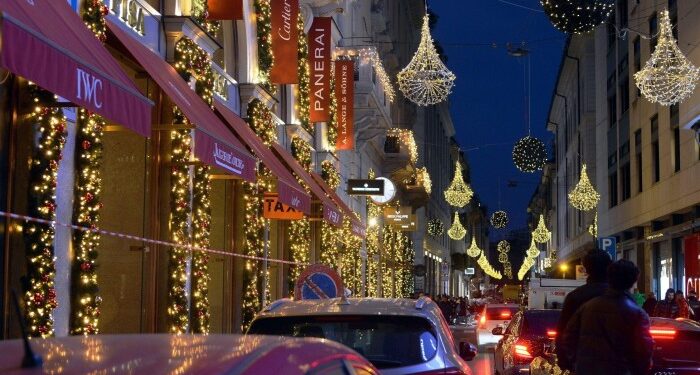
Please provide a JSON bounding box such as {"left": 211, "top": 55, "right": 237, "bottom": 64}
{"left": 294, "top": 264, "right": 344, "bottom": 300}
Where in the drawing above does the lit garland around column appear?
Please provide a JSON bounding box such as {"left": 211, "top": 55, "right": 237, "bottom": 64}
{"left": 490, "top": 210, "right": 509, "bottom": 229}
{"left": 365, "top": 169, "right": 381, "bottom": 297}
{"left": 444, "top": 161, "right": 473, "bottom": 207}
{"left": 254, "top": 0, "right": 275, "bottom": 93}
{"left": 339, "top": 217, "right": 363, "bottom": 294}
{"left": 191, "top": 166, "right": 211, "bottom": 334}
{"left": 191, "top": 0, "right": 221, "bottom": 35}
{"left": 568, "top": 164, "right": 600, "bottom": 211}
{"left": 296, "top": 13, "right": 312, "bottom": 134}
{"left": 23, "top": 86, "right": 67, "bottom": 337}
{"left": 634, "top": 10, "right": 700, "bottom": 106}
{"left": 447, "top": 212, "right": 466, "bottom": 240}
{"left": 387, "top": 128, "right": 418, "bottom": 164}
{"left": 381, "top": 224, "right": 398, "bottom": 297}
{"left": 532, "top": 214, "right": 551, "bottom": 244}
{"left": 359, "top": 48, "right": 395, "bottom": 101}
{"left": 512, "top": 136, "right": 547, "bottom": 173}
{"left": 289, "top": 136, "right": 315, "bottom": 288}
{"left": 319, "top": 160, "right": 340, "bottom": 269}
{"left": 588, "top": 212, "right": 598, "bottom": 237}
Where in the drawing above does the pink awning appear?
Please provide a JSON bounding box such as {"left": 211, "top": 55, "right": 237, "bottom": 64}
{"left": 310, "top": 172, "right": 366, "bottom": 238}
{"left": 107, "top": 20, "right": 256, "bottom": 181}
{"left": 0, "top": 0, "right": 151, "bottom": 136}
{"left": 214, "top": 100, "right": 311, "bottom": 214}
{"left": 271, "top": 144, "right": 343, "bottom": 227}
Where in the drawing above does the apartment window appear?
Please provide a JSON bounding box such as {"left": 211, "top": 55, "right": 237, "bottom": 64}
{"left": 608, "top": 95, "right": 617, "bottom": 127}
{"left": 651, "top": 115, "right": 660, "bottom": 182}
{"left": 673, "top": 127, "right": 681, "bottom": 172}
{"left": 619, "top": 78, "right": 630, "bottom": 114}
{"left": 621, "top": 162, "right": 631, "bottom": 201}
{"left": 635, "top": 129, "right": 643, "bottom": 192}
{"left": 633, "top": 37, "right": 641, "bottom": 72}
{"left": 650, "top": 13, "right": 658, "bottom": 53}
{"left": 609, "top": 172, "right": 619, "bottom": 207}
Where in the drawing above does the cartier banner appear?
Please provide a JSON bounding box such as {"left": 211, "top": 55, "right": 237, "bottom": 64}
{"left": 207, "top": 0, "right": 243, "bottom": 20}
{"left": 270, "top": 0, "right": 299, "bottom": 83}
{"left": 335, "top": 59, "right": 354, "bottom": 150}
{"left": 308, "top": 17, "right": 332, "bottom": 122}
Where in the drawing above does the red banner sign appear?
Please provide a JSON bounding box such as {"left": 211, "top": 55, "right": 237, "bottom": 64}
{"left": 685, "top": 233, "right": 700, "bottom": 293}
{"left": 207, "top": 0, "right": 243, "bottom": 20}
{"left": 308, "top": 17, "right": 332, "bottom": 122}
{"left": 270, "top": 0, "right": 299, "bottom": 83}
{"left": 263, "top": 193, "right": 303, "bottom": 220}
{"left": 335, "top": 60, "right": 354, "bottom": 150}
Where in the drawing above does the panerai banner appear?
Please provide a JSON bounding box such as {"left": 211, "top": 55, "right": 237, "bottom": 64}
{"left": 270, "top": 0, "right": 299, "bottom": 83}
{"left": 335, "top": 59, "right": 354, "bottom": 150}
{"left": 207, "top": 0, "right": 243, "bottom": 20}
{"left": 308, "top": 17, "right": 332, "bottom": 122}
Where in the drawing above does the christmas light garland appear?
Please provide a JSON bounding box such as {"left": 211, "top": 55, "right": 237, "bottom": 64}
{"left": 339, "top": 217, "right": 363, "bottom": 294}
{"left": 444, "top": 161, "right": 473, "bottom": 207}
{"left": 634, "top": 10, "right": 700, "bottom": 106}
{"left": 568, "top": 164, "right": 600, "bottom": 211}
{"left": 319, "top": 160, "right": 341, "bottom": 270}
{"left": 416, "top": 167, "right": 432, "bottom": 194}
{"left": 191, "top": 0, "right": 221, "bottom": 35}
{"left": 532, "top": 214, "right": 551, "bottom": 244}
{"left": 191, "top": 166, "right": 211, "bottom": 334}
{"left": 588, "top": 212, "right": 598, "bottom": 238}
{"left": 358, "top": 48, "right": 395, "bottom": 102}
{"left": 540, "top": 0, "right": 615, "bottom": 34}
{"left": 327, "top": 63, "right": 338, "bottom": 150}
{"left": 365, "top": 169, "right": 381, "bottom": 297}
{"left": 447, "top": 212, "right": 467, "bottom": 240}
{"left": 289, "top": 136, "right": 314, "bottom": 294}
{"left": 254, "top": 0, "right": 275, "bottom": 93}
{"left": 296, "top": 13, "right": 312, "bottom": 134}
{"left": 387, "top": 128, "right": 418, "bottom": 164}
{"left": 491, "top": 210, "right": 509, "bottom": 229}
{"left": 321, "top": 161, "right": 340, "bottom": 191}
{"left": 512, "top": 136, "right": 547, "bottom": 173}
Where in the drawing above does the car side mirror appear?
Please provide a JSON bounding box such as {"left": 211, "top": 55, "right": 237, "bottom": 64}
{"left": 492, "top": 326, "right": 504, "bottom": 335}
{"left": 459, "top": 341, "right": 477, "bottom": 361}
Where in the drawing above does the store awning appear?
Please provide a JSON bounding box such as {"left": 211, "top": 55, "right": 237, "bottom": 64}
{"left": 0, "top": 0, "right": 152, "bottom": 136}
{"left": 271, "top": 144, "right": 343, "bottom": 227}
{"left": 214, "top": 99, "right": 311, "bottom": 214}
{"left": 107, "top": 20, "right": 256, "bottom": 181}
{"left": 310, "top": 172, "right": 366, "bottom": 238}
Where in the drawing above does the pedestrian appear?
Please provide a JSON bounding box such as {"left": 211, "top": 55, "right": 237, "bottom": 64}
{"left": 555, "top": 249, "right": 612, "bottom": 371}
{"left": 633, "top": 288, "right": 646, "bottom": 307}
{"left": 642, "top": 292, "right": 657, "bottom": 316}
{"left": 687, "top": 290, "right": 700, "bottom": 321}
{"left": 653, "top": 288, "right": 680, "bottom": 318}
{"left": 561, "top": 260, "right": 654, "bottom": 375}
{"left": 675, "top": 291, "right": 691, "bottom": 319}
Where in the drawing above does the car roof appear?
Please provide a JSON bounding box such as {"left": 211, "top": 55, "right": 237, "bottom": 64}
{"left": 650, "top": 317, "right": 700, "bottom": 331}
{"left": 0, "top": 334, "right": 374, "bottom": 374}
{"left": 485, "top": 304, "right": 520, "bottom": 309}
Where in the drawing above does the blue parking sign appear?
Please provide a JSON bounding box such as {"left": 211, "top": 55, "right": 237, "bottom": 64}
{"left": 598, "top": 237, "right": 617, "bottom": 259}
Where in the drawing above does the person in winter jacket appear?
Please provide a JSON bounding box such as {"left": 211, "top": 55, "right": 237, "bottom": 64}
{"left": 562, "top": 260, "right": 654, "bottom": 375}
{"left": 688, "top": 290, "right": 700, "bottom": 321}
{"left": 642, "top": 292, "right": 657, "bottom": 316}
{"left": 654, "top": 288, "right": 680, "bottom": 318}
{"left": 675, "top": 291, "right": 691, "bottom": 319}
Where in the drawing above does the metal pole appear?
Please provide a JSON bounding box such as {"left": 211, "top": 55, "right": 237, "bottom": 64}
{"left": 262, "top": 220, "right": 270, "bottom": 306}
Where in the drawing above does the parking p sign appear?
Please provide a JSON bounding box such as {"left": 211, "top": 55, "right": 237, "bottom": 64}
{"left": 598, "top": 237, "right": 617, "bottom": 260}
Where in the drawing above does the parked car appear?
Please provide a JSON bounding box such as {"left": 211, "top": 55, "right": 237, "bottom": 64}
{"left": 0, "top": 334, "right": 379, "bottom": 375}
{"left": 493, "top": 309, "right": 560, "bottom": 375}
{"left": 248, "top": 297, "right": 477, "bottom": 375}
{"left": 476, "top": 303, "right": 520, "bottom": 348}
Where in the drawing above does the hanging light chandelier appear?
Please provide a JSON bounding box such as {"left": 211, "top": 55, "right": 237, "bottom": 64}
{"left": 466, "top": 237, "right": 481, "bottom": 257}
{"left": 444, "top": 161, "right": 473, "bottom": 207}
{"left": 540, "top": 0, "right": 615, "bottom": 34}
{"left": 568, "top": 164, "right": 600, "bottom": 211}
{"left": 532, "top": 214, "right": 552, "bottom": 243}
{"left": 447, "top": 212, "right": 466, "bottom": 240}
{"left": 634, "top": 10, "right": 700, "bottom": 106}
{"left": 491, "top": 210, "right": 509, "bottom": 229}
{"left": 512, "top": 136, "right": 547, "bottom": 173}
{"left": 397, "top": 14, "right": 455, "bottom": 106}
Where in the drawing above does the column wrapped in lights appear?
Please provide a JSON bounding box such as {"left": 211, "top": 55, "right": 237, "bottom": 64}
{"left": 381, "top": 224, "right": 398, "bottom": 298}
{"left": 397, "top": 14, "right": 455, "bottom": 106}
{"left": 512, "top": 136, "right": 547, "bottom": 173}
{"left": 466, "top": 237, "right": 481, "bottom": 257}
{"left": 447, "top": 212, "right": 467, "bottom": 240}
{"left": 568, "top": 164, "right": 600, "bottom": 211}
{"left": 444, "top": 161, "right": 473, "bottom": 207}
{"left": 340, "top": 217, "right": 363, "bottom": 294}
{"left": 490, "top": 210, "right": 509, "bottom": 229}
{"left": 327, "top": 63, "right": 338, "bottom": 149}
{"left": 359, "top": 48, "right": 395, "bottom": 101}
{"left": 541, "top": 0, "right": 615, "bottom": 34}
{"left": 191, "top": 166, "right": 211, "bottom": 334}
{"left": 532, "top": 214, "right": 551, "bottom": 243}
{"left": 634, "top": 10, "right": 700, "bottom": 106}
{"left": 289, "top": 136, "right": 315, "bottom": 286}
{"left": 296, "top": 13, "right": 312, "bottom": 134}
{"left": 589, "top": 212, "right": 598, "bottom": 237}
{"left": 319, "top": 158, "right": 341, "bottom": 270}
{"left": 365, "top": 169, "right": 381, "bottom": 297}
{"left": 254, "top": 0, "right": 275, "bottom": 93}
{"left": 191, "top": 0, "right": 221, "bottom": 35}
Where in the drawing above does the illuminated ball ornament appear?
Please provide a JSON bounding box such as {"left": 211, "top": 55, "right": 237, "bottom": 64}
{"left": 512, "top": 136, "right": 547, "bottom": 173}
{"left": 541, "top": 0, "right": 615, "bottom": 34}
{"left": 447, "top": 212, "right": 467, "bottom": 240}
{"left": 634, "top": 10, "right": 700, "bottom": 106}
{"left": 466, "top": 237, "right": 481, "bottom": 257}
{"left": 568, "top": 164, "right": 600, "bottom": 211}
{"left": 397, "top": 14, "right": 455, "bottom": 106}
{"left": 532, "top": 215, "right": 552, "bottom": 243}
{"left": 490, "top": 210, "right": 508, "bottom": 229}
{"left": 444, "top": 161, "right": 473, "bottom": 208}
{"left": 497, "top": 240, "right": 510, "bottom": 254}
{"left": 427, "top": 218, "right": 445, "bottom": 237}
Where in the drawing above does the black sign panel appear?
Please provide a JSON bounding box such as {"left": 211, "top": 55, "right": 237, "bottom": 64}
{"left": 347, "top": 179, "right": 384, "bottom": 196}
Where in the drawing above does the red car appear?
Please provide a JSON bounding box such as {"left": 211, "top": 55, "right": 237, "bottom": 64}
{"left": 493, "top": 309, "right": 560, "bottom": 375}
{"left": 0, "top": 334, "right": 379, "bottom": 375}
{"left": 649, "top": 317, "right": 700, "bottom": 374}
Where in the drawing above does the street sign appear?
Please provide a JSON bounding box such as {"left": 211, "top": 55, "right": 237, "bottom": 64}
{"left": 389, "top": 216, "right": 417, "bottom": 232}
{"left": 465, "top": 267, "right": 475, "bottom": 275}
{"left": 598, "top": 237, "right": 617, "bottom": 259}
{"left": 575, "top": 265, "right": 588, "bottom": 280}
{"left": 383, "top": 206, "right": 412, "bottom": 224}
{"left": 294, "top": 264, "right": 344, "bottom": 300}
{"left": 262, "top": 193, "right": 303, "bottom": 220}
{"left": 347, "top": 179, "right": 384, "bottom": 196}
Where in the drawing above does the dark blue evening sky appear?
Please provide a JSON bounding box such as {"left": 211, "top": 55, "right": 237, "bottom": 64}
{"left": 429, "top": 0, "right": 566, "bottom": 237}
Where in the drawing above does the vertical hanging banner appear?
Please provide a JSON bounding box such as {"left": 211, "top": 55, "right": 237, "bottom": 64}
{"left": 269, "top": 0, "right": 299, "bottom": 83}
{"left": 308, "top": 17, "right": 332, "bottom": 122}
{"left": 335, "top": 59, "right": 354, "bottom": 150}
{"left": 207, "top": 0, "right": 244, "bottom": 20}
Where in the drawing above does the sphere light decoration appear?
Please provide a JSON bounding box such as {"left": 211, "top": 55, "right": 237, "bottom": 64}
{"left": 427, "top": 218, "right": 445, "bottom": 237}
{"left": 540, "top": 0, "right": 615, "bottom": 34}
{"left": 526, "top": 238, "right": 541, "bottom": 258}
{"left": 532, "top": 214, "right": 552, "bottom": 243}
{"left": 397, "top": 14, "right": 456, "bottom": 106}
{"left": 466, "top": 237, "right": 481, "bottom": 257}
{"left": 634, "top": 10, "right": 700, "bottom": 106}
{"left": 490, "top": 210, "right": 509, "bottom": 229}
{"left": 512, "top": 136, "right": 547, "bottom": 173}
{"left": 568, "top": 164, "right": 600, "bottom": 211}
{"left": 447, "top": 212, "right": 467, "bottom": 240}
{"left": 444, "top": 162, "right": 473, "bottom": 207}
{"left": 497, "top": 240, "right": 510, "bottom": 254}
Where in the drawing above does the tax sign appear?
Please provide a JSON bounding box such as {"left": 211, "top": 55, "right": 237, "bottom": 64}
{"left": 263, "top": 193, "right": 303, "bottom": 220}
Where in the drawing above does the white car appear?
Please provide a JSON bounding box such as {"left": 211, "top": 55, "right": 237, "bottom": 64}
{"left": 476, "top": 303, "right": 520, "bottom": 348}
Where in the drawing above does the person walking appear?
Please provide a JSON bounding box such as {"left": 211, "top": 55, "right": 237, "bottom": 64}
{"left": 675, "top": 291, "right": 691, "bottom": 319}
{"left": 555, "top": 249, "right": 612, "bottom": 370}
{"left": 687, "top": 290, "right": 700, "bottom": 321}
{"left": 654, "top": 288, "right": 680, "bottom": 318}
{"left": 642, "top": 292, "right": 657, "bottom": 316}
{"left": 561, "top": 260, "right": 654, "bottom": 375}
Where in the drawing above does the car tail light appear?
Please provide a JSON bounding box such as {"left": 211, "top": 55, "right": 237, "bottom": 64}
{"left": 514, "top": 343, "right": 533, "bottom": 359}
{"left": 479, "top": 314, "right": 486, "bottom": 327}
{"left": 500, "top": 311, "right": 512, "bottom": 319}
{"left": 650, "top": 328, "right": 676, "bottom": 340}
{"left": 546, "top": 330, "right": 557, "bottom": 338}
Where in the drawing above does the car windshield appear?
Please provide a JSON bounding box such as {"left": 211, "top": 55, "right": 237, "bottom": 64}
{"left": 521, "top": 310, "right": 561, "bottom": 336}
{"left": 485, "top": 306, "right": 519, "bottom": 320}
{"left": 248, "top": 315, "right": 438, "bottom": 369}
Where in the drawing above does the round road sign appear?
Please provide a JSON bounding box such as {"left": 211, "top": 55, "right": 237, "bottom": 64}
{"left": 294, "top": 264, "right": 344, "bottom": 300}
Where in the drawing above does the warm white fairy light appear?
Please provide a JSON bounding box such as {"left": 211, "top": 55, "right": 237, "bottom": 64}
{"left": 497, "top": 240, "right": 510, "bottom": 254}
{"left": 466, "top": 237, "right": 481, "bottom": 257}
{"left": 477, "top": 252, "right": 502, "bottom": 279}
{"left": 568, "top": 164, "right": 600, "bottom": 211}
{"left": 635, "top": 10, "right": 700, "bottom": 106}
{"left": 447, "top": 212, "right": 466, "bottom": 240}
{"left": 513, "top": 136, "right": 547, "bottom": 173}
{"left": 491, "top": 210, "right": 509, "bottom": 229}
{"left": 358, "top": 48, "right": 395, "bottom": 102}
{"left": 532, "top": 214, "right": 551, "bottom": 243}
{"left": 397, "top": 14, "right": 455, "bottom": 106}
{"left": 588, "top": 212, "right": 598, "bottom": 237}
{"left": 444, "top": 161, "right": 473, "bottom": 208}
{"left": 541, "top": 0, "right": 615, "bottom": 34}
{"left": 526, "top": 238, "right": 540, "bottom": 258}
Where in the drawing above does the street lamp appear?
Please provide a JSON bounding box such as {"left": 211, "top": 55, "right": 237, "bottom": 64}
{"left": 559, "top": 264, "right": 569, "bottom": 279}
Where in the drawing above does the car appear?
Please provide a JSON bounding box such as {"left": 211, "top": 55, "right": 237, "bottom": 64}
{"left": 248, "top": 297, "right": 478, "bottom": 375}
{"left": 493, "top": 309, "right": 560, "bottom": 375}
{"left": 476, "top": 303, "right": 520, "bottom": 348}
{"left": 0, "top": 334, "right": 379, "bottom": 375}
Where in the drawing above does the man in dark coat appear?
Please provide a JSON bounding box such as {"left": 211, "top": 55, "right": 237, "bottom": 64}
{"left": 562, "top": 260, "right": 654, "bottom": 375}
{"left": 688, "top": 290, "right": 700, "bottom": 321}
{"left": 555, "top": 249, "right": 612, "bottom": 370}
{"left": 653, "top": 288, "right": 680, "bottom": 318}
{"left": 642, "top": 292, "right": 657, "bottom": 316}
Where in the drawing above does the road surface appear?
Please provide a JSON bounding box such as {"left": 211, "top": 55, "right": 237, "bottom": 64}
{"left": 470, "top": 351, "right": 495, "bottom": 374}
